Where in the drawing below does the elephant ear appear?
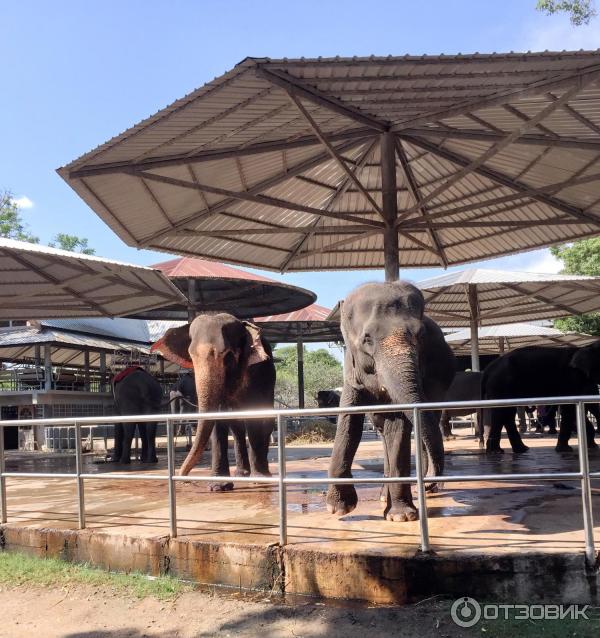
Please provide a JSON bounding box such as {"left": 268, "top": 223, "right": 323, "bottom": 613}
{"left": 151, "top": 324, "right": 193, "bottom": 369}
{"left": 243, "top": 321, "right": 270, "bottom": 367}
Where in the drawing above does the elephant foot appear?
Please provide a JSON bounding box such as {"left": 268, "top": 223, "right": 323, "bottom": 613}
{"left": 384, "top": 503, "right": 418, "bottom": 522}
{"left": 379, "top": 485, "right": 388, "bottom": 503}
{"left": 118, "top": 456, "right": 131, "bottom": 464}
{"left": 511, "top": 444, "right": 530, "bottom": 454}
{"left": 534, "top": 426, "right": 543, "bottom": 434}
{"left": 425, "top": 482, "right": 440, "bottom": 493}
{"left": 548, "top": 428, "right": 558, "bottom": 436}
{"left": 141, "top": 456, "right": 159, "bottom": 464}
{"left": 326, "top": 484, "right": 357, "bottom": 516}
{"left": 555, "top": 443, "right": 573, "bottom": 453}
{"left": 209, "top": 482, "right": 234, "bottom": 492}
{"left": 251, "top": 469, "right": 272, "bottom": 479}
{"left": 234, "top": 468, "right": 251, "bottom": 477}
{"left": 485, "top": 446, "right": 504, "bottom": 455}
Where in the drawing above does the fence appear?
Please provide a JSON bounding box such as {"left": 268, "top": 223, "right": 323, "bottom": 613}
{"left": 0, "top": 395, "right": 599, "bottom": 565}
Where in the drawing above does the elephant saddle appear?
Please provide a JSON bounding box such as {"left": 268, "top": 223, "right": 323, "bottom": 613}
{"left": 112, "top": 366, "right": 144, "bottom": 385}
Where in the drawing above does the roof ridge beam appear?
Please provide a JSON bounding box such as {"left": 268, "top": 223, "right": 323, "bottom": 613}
{"left": 255, "top": 66, "right": 389, "bottom": 132}
{"left": 391, "top": 62, "right": 600, "bottom": 131}
{"left": 401, "top": 135, "right": 600, "bottom": 228}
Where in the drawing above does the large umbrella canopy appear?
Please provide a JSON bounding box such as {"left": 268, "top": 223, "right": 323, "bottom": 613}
{"left": 0, "top": 238, "right": 186, "bottom": 320}
{"left": 419, "top": 267, "right": 600, "bottom": 369}
{"left": 256, "top": 303, "right": 341, "bottom": 343}
{"left": 131, "top": 256, "right": 315, "bottom": 320}
{"left": 60, "top": 51, "right": 600, "bottom": 280}
{"left": 445, "top": 322, "right": 597, "bottom": 356}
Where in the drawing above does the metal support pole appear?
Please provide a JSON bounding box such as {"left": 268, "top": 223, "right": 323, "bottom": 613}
{"left": 467, "top": 284, "right": 480, "bottom": 372}
{"left": 187, "top": 279, "right": 197, "bottom": 322}
{"left": 413, "top": 408, "right": 430, "bottom": 553}
{"left": 381, "top": 131, "right": 399, "bottom": 282}
{"left": 75, "top": 422, "right": 86, "bottom": 529}
{"left": 44, "top": 344, "right": 52, "bottom": 391}
{"left": 167, "top": 419, "right": 177, "bottom": 538}
{"left": 576, "top": 402, "right": 596, "bottom": 566}
{"left": 0, "top": 424, "right": 6, "bottom": 524}
{"left": 99, "top": 352, "right": 106, "bottom": 393}
{"left": 84, "top": 351, "right": 90, "bottom": 392}
{"left": 277, "top": 414, "right": 287, "bottom": 546}
{"left": 297, "top": 335, "right": 305, "bottom": 409}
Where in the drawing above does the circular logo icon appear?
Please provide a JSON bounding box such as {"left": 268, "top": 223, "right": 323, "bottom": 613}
{"left": 451, "top": 597, "right": 482, "bottom": 627}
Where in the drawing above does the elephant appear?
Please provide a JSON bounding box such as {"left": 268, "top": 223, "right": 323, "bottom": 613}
{"left": 439, "top": 371, "right": 483, "bottom": 442}
{"left": 316, "top": 389, "right": 341, "bottom": 423}
{"left": 481, "top": 343, "right": 600, "bottom": 454}
{"left": 112, "top": 367, "right": 162, "bottom": 463}
{"left": 326, "top": 281, "right": 455, "bottom": 523}
{"left": 151, "top": 313, "right": 275, "bottom": 489}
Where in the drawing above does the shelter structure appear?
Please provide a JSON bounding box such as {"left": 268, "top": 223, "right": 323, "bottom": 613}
{"left": 61, "top": 51, "right": 600, "bottom": 283}
{"left": 0, "top": 238, "right": 186, "bottom": 320}
{"left": 445, "top": 322, "right": 596, "bottom": 356}
{"left": 132, "top": 256, "right": 315, "bottom": 320}
{"left": 418, "top": 268, "right": 600, "bottom": 370}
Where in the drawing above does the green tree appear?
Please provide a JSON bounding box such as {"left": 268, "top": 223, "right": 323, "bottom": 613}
{"left": 273, "top": 346, "right": 343, "bottom": 408}
{"left": 551, "top": 239, "right": 600, "bottom": 335}
{"left": 49, "top": 233, "right": 95, "bottom": 255}
{"left": 0, "top": 191, "right": 39, "bottom": 243}
{"left": 536, "top": 0, "right": 596, "bottom": 25}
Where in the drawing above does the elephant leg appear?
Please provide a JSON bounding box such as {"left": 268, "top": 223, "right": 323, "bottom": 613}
{"left": 557, "top": 404, "right": 575, "bottom": 453}
{"left": 382, "top": 415, "right": 417, "bottom": 522}
{"left": 517, "top": 407, "right": 527, "bottom": 434}
{"left": 505, "top": 412, "right": 529, "bottom": 453}
{"left": 326, "top": 386, "right": 365, "bottom": 516}
{"left": 485, "top": 407, "right": 505, "bottom": 453}
{"left": 141, "top": 422, "right": 158, "bottom": 463}
{"left": 209, "top": 422, "right": 233, "bottom": 492}
{"left": 476, "top": 409, "right": 485, "bottom": 448}
{"left": 247, "top": 419, "right": 273, "bottom": 477}
{"left": 230, "top": 421, "right": 250, "bottom": 476}
{"left": 371, "top": 414, "right": 388, "bottom": 503}
{"left": 119, "top": 423, "right": 136, "bottom": 464}
{"left": 439, "top": 410, "right": 453, "bottom": 440}
{"left": 112, "top": 423, "right": 124, "bottom": 462}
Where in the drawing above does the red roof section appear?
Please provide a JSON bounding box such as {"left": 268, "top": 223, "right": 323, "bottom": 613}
{"left": 152, "top": 257, "right": 273, "bottom": 282}
{"left": 256, "top": 304, "right": 331, "bottom": 323}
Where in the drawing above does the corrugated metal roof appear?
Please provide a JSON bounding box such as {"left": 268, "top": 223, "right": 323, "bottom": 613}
{"left": 418, "top": 268, "right": 600, "bottom": 327}
{"left": 445, "top": 322, "right": 597, "bottom": 354}
{"left": 59, "top": 51, "right": 600, "bottom": 272}
{"left": 0, "top": 237, "right": 186, "bottom": 320}
{"left": 256, "top": 303, "right": 331, "bottom": 322}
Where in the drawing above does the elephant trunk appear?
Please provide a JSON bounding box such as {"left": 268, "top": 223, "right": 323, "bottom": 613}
{"left": 179, "top": 359, "right": 223, "bottom": 476}
{"left": 378, "top": 331, "right": 445, "bottom": 478}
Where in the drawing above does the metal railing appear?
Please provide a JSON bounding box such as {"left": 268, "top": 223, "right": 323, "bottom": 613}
{"left": 0, "top": 395, "right": 599, "bottom": 564}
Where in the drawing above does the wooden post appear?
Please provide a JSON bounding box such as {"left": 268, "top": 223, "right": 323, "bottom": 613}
{"left": 381, "top": 132, "right": 399, "bottom": 282}
{"left": 44, "top": 345, "right": 52, "bottom": 391}
{"left": 84, "top": 351, "right": 90, "bottom": 392}
{"left": 187, "top": 279, "right": 197, "bottom": 322}
{"left": 99, "top": 352, "right": 106, "bottom": 393}
{"left": 467, "top": 284, "right": 480, "bottom": 372}
{"left": 499, "top": 337, "right": 505, "bottom": 354}
{"left": 297, "top": 334, "right": 305, "bottom": 409}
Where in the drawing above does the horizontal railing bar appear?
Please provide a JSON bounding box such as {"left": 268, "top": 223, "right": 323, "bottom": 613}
{"left": 172, "top": 475, "right": 279, "bottom": 483}
{"left": 80, "top": 473, "right": 169, "bottom": 481}
{"left": 2, "top": 472, "right": 76, "bottom": 479}
{"left": 3, "top": 395, "right": 600, "bottom": 428}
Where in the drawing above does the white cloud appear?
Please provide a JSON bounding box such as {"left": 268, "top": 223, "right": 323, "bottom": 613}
{"left": 13, "top": 196, "right": 34, "bottom": 210}
{"left": 520, "top": 16, "right": 600, "bottom": 52}
{"left": 519, "top": 249, "right": 563, "bottom": 274}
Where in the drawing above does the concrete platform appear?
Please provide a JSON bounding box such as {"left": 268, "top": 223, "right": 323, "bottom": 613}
{"left": 3, "top": 429, "right": 600, "bottom": 603}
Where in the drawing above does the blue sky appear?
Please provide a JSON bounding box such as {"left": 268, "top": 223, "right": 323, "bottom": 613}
{"left": 3, "top": 1, "right": 600, "bottom": 310}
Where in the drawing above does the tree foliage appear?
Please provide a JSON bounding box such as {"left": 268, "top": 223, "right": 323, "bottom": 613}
{"left": 536, "top": 0, "right": 596, "bottom": 25}
{"left": 274, "top": 346, "right": 343, "bottom": 408}
{"left": 551, "top": 239, "right": 600, "bottom": 335}
{"left": 0, "top": 191, "right": 39, "bottom": 243}
{"left": 49, "top": 233, "right": 96, "bottom": 255}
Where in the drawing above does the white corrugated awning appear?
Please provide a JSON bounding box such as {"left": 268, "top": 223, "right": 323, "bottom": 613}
{"left": 445, "top": 322, "right": 597, "bottom": 354}
{"left": 59, "top": 51, "right": 600, "bottom": 272}
{"left": 0, "top": 238, "right": 187, "bottom": 320}
{"left": 418, "top": 268, "right": 600, "bottom": 327}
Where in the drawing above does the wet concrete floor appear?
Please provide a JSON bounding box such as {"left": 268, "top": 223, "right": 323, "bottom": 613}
{"left": 4, "top": 427, "right": 600, "bottom": 557}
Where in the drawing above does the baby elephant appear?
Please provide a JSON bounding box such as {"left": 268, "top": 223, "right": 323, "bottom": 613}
{"left": 327, "top": 281, "right": 455, "bottom": 522}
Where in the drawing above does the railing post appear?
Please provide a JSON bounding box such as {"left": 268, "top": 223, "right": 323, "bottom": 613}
{"left": 576, "top": 401, "right": 596, "bottom": 566}
{"left": 277, "top": 414, "right": 287, "bottom": 546}
{"left": 74, "top": 422, "right": 86, "bottom": 529}
{"left": 413, "top": 407, "right": 431, "bottom": 553}
{"left": 0, "top": 424, "right": 6, "bottom": 524}
{"left": 167, "top": 419, "right": 177, "bottom": 538}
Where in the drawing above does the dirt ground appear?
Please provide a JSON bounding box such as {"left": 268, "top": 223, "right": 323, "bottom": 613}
{"left": 0, "top": 582, "right": 490, "bottom": 638}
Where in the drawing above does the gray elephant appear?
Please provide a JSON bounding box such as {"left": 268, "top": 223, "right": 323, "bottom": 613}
{"left": 439, "top": 371, "right": 483, "bottom": 442}
{"left": 482, "top": 343, "right": 600, "bottom": 453}
{"left": 112, "top": 367, "right": 162, "bottom": 464}
{"left": 151, "top": 313, "right": 275, "bottom": 489}
{"left": 326, "top": 281, "right": 455, "bottom": 523}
